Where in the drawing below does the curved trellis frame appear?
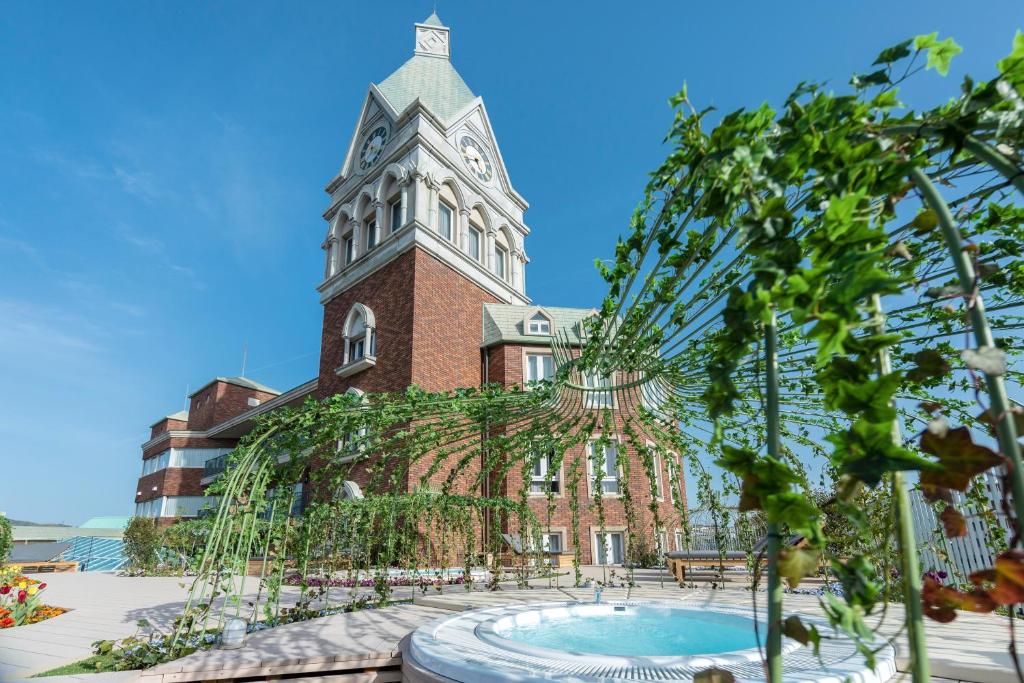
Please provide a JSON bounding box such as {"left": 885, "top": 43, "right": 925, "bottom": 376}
{"left": 163, "top": 33, "right": 1024, "bottom": 682}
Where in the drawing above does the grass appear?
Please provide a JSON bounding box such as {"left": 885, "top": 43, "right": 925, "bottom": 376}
{"left": 31, "top": 656, "right": 103, "bottom": 678}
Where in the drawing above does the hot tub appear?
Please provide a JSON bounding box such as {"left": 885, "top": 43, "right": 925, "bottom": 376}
{"left": 403, "top": 600, "right": 896, "bottom": 682}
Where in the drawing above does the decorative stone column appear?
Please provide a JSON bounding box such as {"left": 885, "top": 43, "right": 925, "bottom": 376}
{"left": 485, "top": 228, "right": 496, "bottom": 270}
{"left": 399, "top": 179, "right": 410, "bottom": 229}
{"left": 373, "top": 200, "right": 385, "bottom": 246}
{"left": 412, "top": 172, "right": 427, "bottom": 227}
{"left": 427, "top": 180, "right": 439, "bottom": 232}
{"left": 459, "top": 209, "right": 471, "bottom": 252}
{"left": 347, "top": 218, "right": 360, "bottom": 257}
{"left": 512, "top": 250, "right": 523, "bottom": 291}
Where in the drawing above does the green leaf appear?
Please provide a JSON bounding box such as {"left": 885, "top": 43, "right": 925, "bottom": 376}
{"left": 783, "top": 614, "right": 812, "bottom": 645}
{"left": 777, "top": 548, "right": 821, "bottom": 588}
{"left": 906, "top": 349, "right": 951, "bottom": 384}
{"left": 919, "top": 426, "right": 1002, "bottom": 491}
{"left": 996, "top": 31, "right": 1024, "bottom": 93}
{"left": 912, "top": 208, "right": 939, "bottom": 234}
{"left": 873, "top": 39, "right": 913, "bottom": 65}
{"left": 914, "top": 33, "right": 962, "bottom": 76}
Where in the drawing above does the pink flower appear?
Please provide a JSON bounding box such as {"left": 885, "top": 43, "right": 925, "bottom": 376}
{"left": 17, "top": 590, "right": 27, "bottom": 603}
{"left": 38, "top": 583, "right": 47, "bottom": 590}
{"left": 0, "top": 585, "right": 10, "bottom": 595}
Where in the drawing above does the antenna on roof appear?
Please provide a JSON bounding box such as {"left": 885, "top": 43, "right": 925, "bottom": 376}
{"left": 183, "top": 383, "right": 190, "bottom": 412}
{"left": 241, "top": 342, "right": 248, "bottom": 377}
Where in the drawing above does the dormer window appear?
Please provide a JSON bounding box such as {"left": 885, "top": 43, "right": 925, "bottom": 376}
{"left": 527, "top": 311, "right": 551, "bottom": 335}
{"left": 438, "top": 202, "right": 454, "bottom": 241}
{"left": 338, "top": 303, "right": 377, "bottom": 377}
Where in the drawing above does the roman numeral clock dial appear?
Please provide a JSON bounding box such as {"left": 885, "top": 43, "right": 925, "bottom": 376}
{"left": 358, "top": 125, "right": 389, "bottom": 172}
{"left": 459, "top": 135, "right": 493, "bottom": 182}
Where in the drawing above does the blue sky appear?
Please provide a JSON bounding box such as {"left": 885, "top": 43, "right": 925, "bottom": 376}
{"left": 0, "top": 1, "right": 1018, "bottom": 524}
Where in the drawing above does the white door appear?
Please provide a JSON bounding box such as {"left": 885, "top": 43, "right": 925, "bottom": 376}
{"left": 595, "top": 532, "right": 624, "bottom": 565}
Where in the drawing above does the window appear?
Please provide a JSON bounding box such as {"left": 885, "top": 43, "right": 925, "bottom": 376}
{"left": 342, "top": 304, "right": 377, "bottom": 368}
{"left": 468, "top": 226, "right": 482, "bottom": 261}
{"left": 584, "top": 372, "right": 614, "bottom": 409}
{"left": 667, "top": 453, "right": 681, "bottom": 504}
{"left": 530, "top": 445, "right": 560, "bottom": 494}
{"left": 389, "top": 199, "right": 402, "bottom": 233}
{"left": 343, "top": 232, "right": 355, "bottom": 265}
{"left": 656, "top": 531, "right": 667, "bottom": 556}
{"left": 674, "top": 530, "right": 685, "bottom": 551}
{"left": 588, "top": 441, "right": 620, "bottom": 495}
{"left": 525, "top": 353, "right": 555, "bottom": 385}
{"left": 594, "top": 531, "right": 624, "bottom": 565}
{"left": 531, "top": 532, "right": 563, "bottom": 553}
{"left": 438, "top": 202, "right": 454, "bottom": 241}
{"left": 494, "top": 244, "right": 508, "bottom": 280}
{"left": 338, "top": 426, "right": 368, "bottom": 463}
{"left": 527, "top": 311, "right": 551, "bottom": 335}
{"left": 649, "top": 448, "right": 664, "bottom": 499}
{"left": 365, "top": 218, "right": 378, "bottom": 250}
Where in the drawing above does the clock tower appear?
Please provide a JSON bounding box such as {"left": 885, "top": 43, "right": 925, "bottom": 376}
{"left": 316, "top": 12, "right": 531, "bottom": 402}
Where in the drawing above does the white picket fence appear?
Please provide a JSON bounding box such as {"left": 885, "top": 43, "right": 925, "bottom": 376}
{"left": 908, "top": 469, "right": 1013, "bottom": 582}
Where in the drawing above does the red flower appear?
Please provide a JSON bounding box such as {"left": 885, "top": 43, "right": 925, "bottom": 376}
{"left": 0, "top": 617, "right": 13, "bottom": 628}
{"left": 17, "top": 590, "right": 27, "bottom": 603}
{"left": 38, "top": 583, "right": 47, "bottom": 590}
{"left": 0, "top": 585, "right": 10, "bottom": 595}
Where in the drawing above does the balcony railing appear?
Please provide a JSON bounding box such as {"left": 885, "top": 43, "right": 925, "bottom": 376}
{"left": 203, "top": 454, "right": 229, "bottom": 481}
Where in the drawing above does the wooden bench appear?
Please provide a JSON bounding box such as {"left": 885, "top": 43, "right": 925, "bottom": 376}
{"left": 665, "top": 552, "right": 750, "bottom": 583}
{"left": 8, "top": 561, "right": 78, "bottom": 574}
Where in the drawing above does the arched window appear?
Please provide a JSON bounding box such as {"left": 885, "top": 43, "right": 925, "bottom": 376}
{"left": 338, "top": 303, "right": 377, "bottom": 377}
{"left": 493, "top": 228, "right": 513, "bottom": 282}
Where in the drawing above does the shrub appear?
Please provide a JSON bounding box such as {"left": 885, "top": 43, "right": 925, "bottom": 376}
{"left": 0, "top": 516, "right": 11, "bottom": 564}
{"left": 123, "top": 517, "right": 160, "bottom": 571}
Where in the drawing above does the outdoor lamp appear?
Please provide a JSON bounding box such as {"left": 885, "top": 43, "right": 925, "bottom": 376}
{"left": 220, "top": 617, "right": 247, "bottom": 649}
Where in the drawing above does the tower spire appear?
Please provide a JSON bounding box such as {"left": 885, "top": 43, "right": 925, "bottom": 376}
{"left": 415, "top": 12, "right": 450, "bottom": 58}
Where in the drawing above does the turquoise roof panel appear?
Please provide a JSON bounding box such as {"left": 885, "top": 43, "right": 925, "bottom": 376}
{"left": 482, "top": 304, "right": 596, "bottom": 347}
{"left": 376, "top": 55, "right": 475, "bottom": 123}
{"left": 421, "top": 12, "right": 444, "bottom": 27}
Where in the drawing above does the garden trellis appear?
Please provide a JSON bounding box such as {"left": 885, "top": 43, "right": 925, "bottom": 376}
{"left": 171, "top": 33, "right": 1024, "bottom": 682}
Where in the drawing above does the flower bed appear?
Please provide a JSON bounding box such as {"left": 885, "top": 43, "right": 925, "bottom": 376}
{"left": 283, "top": 572, "right": 467, "bottom": 589}
{"left": 0, "top": 567, "right": 67, "bottom": 628}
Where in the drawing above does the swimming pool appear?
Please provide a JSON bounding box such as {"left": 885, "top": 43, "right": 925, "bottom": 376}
{"left": 404, "top": 600, "right": 897, "bottom": 682}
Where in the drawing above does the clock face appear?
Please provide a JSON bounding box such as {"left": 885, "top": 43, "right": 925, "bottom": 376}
{"left": 459, "top": 135, "right": 493, "bottom": 182}
{"left": 358, "top": 125, "right": 389, "bottom": 172}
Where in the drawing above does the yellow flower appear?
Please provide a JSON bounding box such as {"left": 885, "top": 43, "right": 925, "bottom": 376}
{"left": 27, "top": 586, "right": 38, "bottom": 596}
{"left": 17, "top": 582, "right": 26, "bottom": 590}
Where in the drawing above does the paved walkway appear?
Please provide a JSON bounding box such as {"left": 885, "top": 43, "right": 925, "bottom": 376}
{"left": 1, "top": 570, "right": 1016, "bottom": 682}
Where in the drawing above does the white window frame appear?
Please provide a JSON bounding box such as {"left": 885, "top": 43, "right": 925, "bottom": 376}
{"left": 524, "top": 351, "right": 555, "bottom": 386}
{"left": 667, "top": 452, "right": 681, "bottom": 504}
{"left": 529, "top": 444, "right": 561, "bottom": 496}
{"left": 645, "top": 442, "right": 664, "bottom": 500}
{"left": 338, "top": 304, "right": 377, "bottom": 377}
{"left": 674, "top": 529, "right": 686, "bottom": 551}
{"left": 494, "top": 243, "right": 508, "bottom": 280}
{"left": 389, "top": 198, "right": 402, "bottom": 234}
{"left": 343, "top": 232, "right": 355, "bottom": 265}
{"left": 526, "top": 311, "right": 552, "bottom": 335}
{"left": 587, "top": 439, "right": 620, "bottom": 496}
{"left": 468, "top": 225, "right": 482, "bottom": 261}
{"left": 584, "top": 371, "right": 615, "bottom": 409}
{"left": 593, "top": 529, "right": 625, "bottom": 566}
{"left": 438, "top": 201, "right": 454, "bottom": 241}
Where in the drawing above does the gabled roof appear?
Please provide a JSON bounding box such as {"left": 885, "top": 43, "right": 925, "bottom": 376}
{"left": 376, "top": 55, "right": 475, "bottom": 123}
{"left": 482, "top": 304, "right": 597, "bottom": 347}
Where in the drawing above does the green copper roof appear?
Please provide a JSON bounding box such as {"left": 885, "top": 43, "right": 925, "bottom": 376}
{"left": 421, "top": 12, "right": 444, "bottom": 27}
{"left": 376, "top": 55, "right": 475, "bottom": 123}
{"left": 482, "top": 304, "right": 597, "bottom": 347}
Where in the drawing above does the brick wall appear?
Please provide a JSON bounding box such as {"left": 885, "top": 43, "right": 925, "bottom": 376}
{"left": 187, "top": 382, "right": 278, "bottom": 432}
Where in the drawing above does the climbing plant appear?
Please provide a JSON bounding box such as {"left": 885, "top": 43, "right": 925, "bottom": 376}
{"left": 161, "top": 31, "right": 1024, "bottom": 683}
